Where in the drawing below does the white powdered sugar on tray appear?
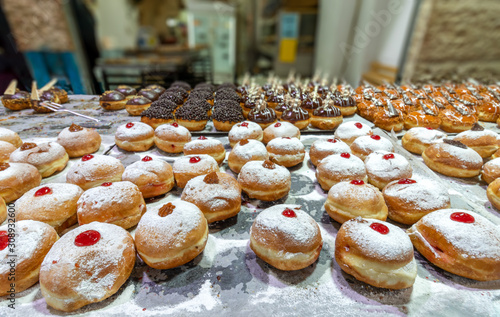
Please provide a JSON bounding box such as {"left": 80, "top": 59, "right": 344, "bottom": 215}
{"left": 184, "top": 138, "right": 222, "bottom": 151}
{"left": 267, "top": 137, "right": 304, "bottom": 154}
{"left": 122, "top": 158, "right": 171, "bottom": 180}
{"left": 351, "top": 135, "right": 394, "bottom": 152}
{"left": 434, "top": 143, "right": 483, "bottom": 166}
{"left": 231, "top": 139, "right": 267, "bottom": 160}
{"left": 334, "top": 121, "right": 372, "bottom": 140}
{"left": 365, "top": 151, "right": 412, "bottom": 179}
{"left": 182, "top": 174, "right": 240, "bottom": 210}
{"left": 16, "top": 183, "right": 83, "bottom": 214}
{"left": 383, "top": 179, "right": 449, "bottom": 211}
{"left": 238, "top": 160, "right": 290, "bottom": 186}
{"left": 10, "top": 142, "right": 66, "bottom": 165}
{"left": 173, "top": 154, "right": 218, "bottom": 173}
{"left": 405, "top": 127, "right": 447, "bottom": 144}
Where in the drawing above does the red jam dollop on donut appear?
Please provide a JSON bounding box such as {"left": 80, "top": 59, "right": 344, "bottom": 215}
{"left": 350, "top": 180, "right": 364, "bottom": 185}
{"left": 0, "top": 231, "right": 9, "bottom": 251}
{"left": 35, "top": 186, "right": 52, "bottom": 197}
{"left": 172, "top": 122, "right": 179, "bottom": 127}
{"left": 142, "top": 156, "right": 153, "bottom": 162}
{"left": 340, "top": 152, "right": 350, "bottom": 159}
{"left": 101, "top": 182, "right": 112, "bottom": 186}
{"left": 241, "top": 122, "right": 249, "bottom": 127}
{"left": 82, "top": 154, "right": 94, "bottom": 161}
{"left": 189, "top": 156, "right": 201, "bottom": 163}
{"left": 369, "top": 222, "right": 389, "bottom": 235}
{"left": 354, "top": 122, "right": 363, "bottom": 129}
{"left": 450, "top": 212, "right": 475, "bottom": 224}
{"left": 370, "top": 135, "right": 381, "bottom": 140}
{"left": 199, "top": 136, "right": 207, "bottom": 140}
{"left": 126, "top": 122, "right": 134, "bottom": 128}
{"left": 383, "top": 153, "right": 395, "bottom": 160}
{"left": 74, "top": 230, "right": 101, "bottom": 247}
{"left": 327, "top": 138, "right": 338, "bottom": 143}
{"left": 282, "top": 208, "right": 296, "bottom": 218}
{"left": 398, "top": 178, "right": 416, "bottom": 184}
{"left": 274, "top": 122, "right": 281, "bottom": 127}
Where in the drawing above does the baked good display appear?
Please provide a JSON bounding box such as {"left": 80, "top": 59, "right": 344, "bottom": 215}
{"left": 138, "top": 89, "right": 160, "bottom": 102}
{"left": 77, "top": 181, "right": 146, "bottom": 229}
{"left": 212, "top": 102, "right": 244, "bottom": 131}
{"left": 183, "top": 136, "right": 226, "bottom": 165}
{"left": 1, "top": 90, "right": 31, "bottom": 111}
{"left": 172, "top": 154, "right": 219, "bottom": 188}
{"left": 324, "top": 180, "right": 388, "bottom": 223}
{"left": 122, "top": 156, "right": 175, "bottom": 198}
{"left": 280, "top": 102, "right": 311, "bottom": 130}
{"left": 250, "top": 204, "right": 322, "bottom": 270}
{"left": 262, "top": 121, "right": 300, "bottom": 144}
{"left": 66, "top": 154, "right": 125, "bottom": 190}
{"left": 350, "top": 134, "right": 394, "bottom": 161}
{"left": 0, "top": 141, "right": 15, "bottom": 163}
{"left": 0, "top": 162, "right": 41, "bottom": 203}
{"left": 10, "top": 142, "right": 69, "bottom": 178}
{"left": 0, "top": 127, "right": 22, "bottom": 148}
{"left": 0, "top": 220, "right": 58, "bottom": 296}
{"left": 39, "top": 222, "right": 135, "bottom": 311}
{"left": 422, "top": 139, "right": 483, "bottom": 178}
{"left": 266, "top": 137, "right": 305, "bottom": 167}
{"left": 401, "top": 127, "right": 447, "bottom": 155}
{"left": 154, "top": 122, "right": 192, "bottom": 154}
{"left": 334, "top": 121, "right": 373, "bottom": 145}
{"left": 135, "top": 200, "right": 208, "bottom": 269}
{"left": 486, "top": 178, "right": 500, "bottom": 210}
{"left": 228, "top": 121, "right": 263, "bottom": 147}
{"left": 453, "top": 124, "right": 500, "bottom": 158}
{"left": 114, "top": 85, "right": 137, "bottom": 96}
{"left": 181, "top": 172, "right": 241, "bottom": 223}
{"left": 248, "top": 101, "right": 278, "bottom": 129}
{"left": 238, "top": 160, "right": 291, "bottom": 201}
{"left": 31, "top": 90, "right": 60, "bottom": 113}
{"left": 16, "top": 183, "right": 84, "bottom": 233}
{"left": 125, "top": 96, "right": 152, "bottom": 116}
{"left": 175, "top": 104, "right": 210, "bottom": 131}
{"left": 0, "top": 197, "right": 5, "bottom": 223}
{"left": 310, "top": 101, "right": 343, "bottom": 130}
{"left": 115, "top": 122, "right": 154, "bottom": 152}
{"left": 408, "top": 209, "right": 500, "bottom": 281}
{"left": 364, "top": 151, "right": 413, "bottom": 190}
{"left": 57, "top": 123, "right": 101, "bottom": 158}
{"left": 335, "top": 217, "right": 417, "bottom": 289}
{"left": 481, "top": 158, "right": 500, "bottom": 184}
{"left": 316, "top": 152, "right": 367, "bottom": 191}
{"left": 383, "top": 178, "right": 451, "bottom": 225}
{"left": 99, "top": 90, "right": 127, "bottom": 110}
{"left": 140, "top": 101, "right": 176, "bottom": 129}
{"left": 309, "top": 138, "right": 351, "bottom": 166}
{"left": 228, "top": 139, "right": 268, "bottom": 173}
{"left": 333, "top": 91, "right": 357, "bottom": 116}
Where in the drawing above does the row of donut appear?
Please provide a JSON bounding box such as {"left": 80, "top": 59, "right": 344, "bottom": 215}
{"left": 0, "top": 87, "right": 69, "bottom": 112}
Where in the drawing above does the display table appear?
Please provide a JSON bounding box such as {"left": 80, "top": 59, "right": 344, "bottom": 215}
{"left": 0, "top": 95, "right": 499, "bottom": 316}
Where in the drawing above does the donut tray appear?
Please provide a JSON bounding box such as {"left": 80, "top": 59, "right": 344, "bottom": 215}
{"left": 1, "top": 96, "right": 500, "bottom": 316}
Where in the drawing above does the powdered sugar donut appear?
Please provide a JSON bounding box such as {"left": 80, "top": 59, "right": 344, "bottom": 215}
{"left": 0, "top": 198, "right": 5, "bottom": 223}
{"left": 228, "top": 121, "right": 263, "bottom": 147}
{"left": 482, "top": 157, "right": 500, "bottom": 184}
{"left": 154, "top": 122, "right": 191, "bottom": 153}
{"left": 316, "top": 152, "right": 367, "bottom": 191}
{"left": 250, "top": 204, "right": 322, "bottom": 270}
{"left": 122, "top": 156, "right": 174, "bottom": 198}
{"left": 350, "top": 134, "right": 394, "bottom": 161}
{"left": 66, "top": 154, "right": 124, "bottom": 190}
{"left": 402, "top": 127, "right": 447, "bottom": 155}
{"left": 336, "top": 217, "right": 417, "bottom": 289}
{"left": 16, "top": 183, "right": 84, "bottom": 233}
{"left": 10, "top": 142, "right": 68, "bottom": 178}
{"left": 364, "top": 151, "right": 412, "bottom": 190}
{"left": 0, "top": 127, "right": 21, "bottom": 148}
{"left": 309, "top": 138, "right": 351, "bottom": 166}
{"left": 228, "top": 139, "right": 268, "bottom": 173}
{"left": 57, "top": 123, "right": 101, "bottom": 158}
{"left": 0, "top": 220, "right": 58, "bottom": 296}
{"left": 0, "top": 162, "right": 41, "bottom": 203}
{"left": 135, "top": 200, "right": 208, "bottom": 269}
{"left": 266, "top": 137, "right": 305, "bottom": 167}
{"left": 39, "top": 222, "right": 135, "bottom": 311}
{"left": 115, "top": 122, "right": 154, "bottom": 152}
{"left": 325, "top": 180, "right": 388, "bottom": 223}
{"left": 383, "top": 178, "right": 450, "bottom": 225}
{"left": 173, "top": 154, "right": 219, "bottom": 188}
{"left": 486, "top": 178, "right": 500, "bottom": 210}
{"left": 453, "top": 124, "right": 500, "bottom": 158}
{"left": 262, "top": 121, "right": 300, "bottom": 144}
{"left": 0, "top": 141, "right": 15, "bottom": 163}
{"left": 183, "top": 136, "right": 226, "bottom": 165}
{"left": 334, "top": 121, "right": 373, "bottom": 145}
{"left": 238, "top": 160, "right": 291, "bottom": 201}
{"left": 408, "top": 209, "right": 500, "bottom": 281}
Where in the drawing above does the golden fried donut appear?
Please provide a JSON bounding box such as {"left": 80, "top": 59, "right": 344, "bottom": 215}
{"left": 66, "top": 154, "right": 124, "bottom": 190}
{"left": 125, "top": 96, "right": 152, "bottom": 116}
{"left": 439, "top": 108, "right": 476, "bottom": 133}
{"left": 115, "top": 122, "right": 154, "bottom": 152}
{"left": 0, "top": 162, "right": 41, "bottom": 203}
{"left": 309, "top": 138, "right": 351, "bottom": 166}
{"left": 334, "top": 121, "right": 373, "bottom": 145}
{"left": 408, "top": 209, "right": 500, "bottom": 281}
{"left": 183, "top": 136, "right": 226, "bottom": 165}
{"left": 135, "top": 200, "right": 208, "bottom": 269}
{"left": 172, "top": 154, "right": 219, "bottom": 188}
{"left": 350, "top": 135, "right": 394, "bottom": 161}
{"left": 57, "top": 123, "right": 101, "bottom": 158}
{"left": 99, "top": 90, "right": 127, "bottom": 110}
{"left": 453, "top": 124, "right": 500, "bottom": 158}
{"left": 238, "top": 160, "right": 291, "bottom": 201}
{"left": 401, "top": 127, "right": 447, "bottom": 155}
{"left": 121, "top": 156, "right": 175, "bottom": 198}
{"left": 372, "top": 109, "right": 404, "bottom": 132}
{"left": 228, "top": 121, "right": 263, "bottom": 147}
{"left": 0, "top": 197, "right": 5, "bottom": 223}
{"left": 10, "top": 142, "right": 68, "bottom": 178}
{"left": 0, "top": 127, "right": 21, "bottom": 148}
{"left": 154, "top": 122, "right": 192, "bottom": 154}
{"left": 486, "top": 178, "right": 500, "bottom": 210}
{"left": 1, "top": 90, "right": 31, "bottom": 110}
{"left": 482, "top": 158, "right": 500, "bottom": 184}
{"left": 228, "top": 139, "right": 268, "bottom": 173}
{"left": 316, "top": 152, "right": 367, "bottom": 191}
{"left": 364, "top": 151, "right": 412, "bottom": 190}
{"left": 403, "top": 111, "right": 441, "bottom": 130}
{"left": 262, "top": 121, "right": 300, "bottom": 144}
{"left": 0, "top": 141, "right": 15, "bottom": 163}
{"left": 310, "top": 103, "right": 343, "bottom": 130}
{"left": 266, "top": 137, "right": 305, "bottom": 167}
{"left": 250, "top": 204, "right": 322, "bottom": 270}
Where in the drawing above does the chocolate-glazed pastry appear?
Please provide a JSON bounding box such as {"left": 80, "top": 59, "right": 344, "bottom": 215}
{"left": 31, "top": 90, "right": 60, "bottom": 113}
{"left": 175, "top": 105, "right": 210, "bottom": 131}
{"left": 281, "top": 99, "right": 310, "bottom": 130}
{"left": 212, "top": 105, "right": 245, "bottom": 131}
{"left": 99, "top": 90, "right": 127, "bottom": 110}
{"left": 171, "top": 81, "right": 191, "bottom": 91}
{"left": 140, "top": 105, "right": 175, "bottom": 129}
{"left": 311, "top": 99, "right": 343, "bottom": 130}
{"left": 2, "top": 90, "right": 31, "bottom": 111}
{"left": 188, "top": 90, "right": 214, "bottom": 105}
{"left": 267, "top": 90, "right": 284, "bottom": 109}
{"left": 274, "top": 95, "right": 292, "bottom": 119}
{"left": 160, "top": 91, "right": 184, "bottom": 106}
{"left": 165, "top": 87, "right": 189, "bottom": 99}
{"left": 151, "top": 98, "right": 178, "bottom": 112}
{"left": 145, "top": 84, "right": 166, "bottom": 95}
{"left": 248, "top": 100, "right": 277, "bottom": 129}
{"left": 48, "top": 87, "right": 69, "bottom": 104}
{"left": 301, "top": 87, "right": 322, "bottom": 115}
{"left": 333, "top": 90, "right": 357, "bottom": 116}
{"left": 184, "top": 99, "right": 212, "bottom": 115}
{"left": 125, "top": 96, "right": 152, "bottom": 116}
{"left": 242, "top": 94, "right": 259, "bottom": 118}
{"left": 115, "top": 85, "right": 137, "bottom": 97}
{"left": 138, "top": 89, "right": 160, "bottom": 102}
{"left": 195, "top": 83, "right": 216, "bottom": 92}
{"left": 214, "top": 90, "right": 241, "bottom": 104}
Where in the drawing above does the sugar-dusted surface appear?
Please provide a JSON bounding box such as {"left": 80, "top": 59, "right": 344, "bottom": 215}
{"left": 263, "top": 122, "right": 300, "bottom": 138}
{"left": 115, "top": 122, "right": 154, "bottom": 140}
{"left": 365, "top": 151, "right": 412, "bottom": 180}
{"left": 238, "top": 160, "right": 291, "bottom": 187}
{"left": 182, "top": 174, "right": 240, "bottom": 210}
{"left": 351, "top": 135, "right": 394, "bottom": 153}
{"left": 404, "top": 127, "right": 447, "bottom": 145}
{"left": 384, "top": 179, "right": 450, "bottom": 211}
{"left": 231, "top": 139, "right": 267, "bottom": 160}
{"left": 267, "top": 137, "right": 305, "bottom": 154}
{"left": 9, "top": 142, "right": 66, "bottom": 165}
{"left": 334, "top": 121, "right": 372, "bottom": 141}
{"left": 173, "top": 154, "right": 218, "bottom": 173}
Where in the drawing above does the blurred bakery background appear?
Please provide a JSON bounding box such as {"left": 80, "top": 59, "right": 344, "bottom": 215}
{"left": 0, "top": 0, "right": 499, "bottom": 94}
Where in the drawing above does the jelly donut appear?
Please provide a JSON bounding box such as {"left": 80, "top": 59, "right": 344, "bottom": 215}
{"left": 335, "top": 217, "right": 417, "bottom": 289}
{"left": 334, "top": 121, "right": 373, "bottom": 145}
{"left": 0, "top": 141, "right": 15, "bottom": 163}
{"left": 350, "top": 135, "right": 394, "bottom": 161}
{"left": 422, "top": 140, "right": 483, "bottom": 178}
{"left": 0, "top": 197, "right": 5, "bottom": 223}
{"left": 10, "top": 142, "right": 69, "bottom": 178}
{"left": 364, "top": 151, "right": 412, "bottom": 190}
{"left": 309, "top": 138, "right": 351, "bottom": 167}
{"left": 0, "top": 127, "right": 21, "bottom": 148}
{"left": 401, "top": 127, "right": 447, "bottom": 155}
{"left": 316, "top": 153, "right": 367, "bottom": 191}
{"left": 228, "top": 139, "right": 268, "bottom": 173}
{"left": 39, "top": 222, "right": 135, "bottom": 311}
{"left": 0, "top": 162, "right": 41, "bottom": 203}
{"left": 181, "top": 172, "right": 241, "bottom": 223}
{"left": 266, "top": 137, "right": 305, "bottom": 167}
{"left": 183, "top": 136, "right": 226, "bottom": 165}
{"left": 57, "top": 123, "right": 101, "bottom": 158}
{"left": 77, "top": 181, "right": 146, "bottom": 229}
{"left": 115, "top": 122, "right": 154, "bottom": 152}
{"left": 99, "top": 90, "right": 127, "bottom": 110}
{"left": 408, "top": 209, "right": 500, "bottom": 281}
{"left": 262, "top": 121, "right": 300, "bottom": 144}
{"left": 16, "top": 183, "right": 84, "bottom": 233}
{"left": 135, "top": 200, "right": 208, "bottom": 269}
{"left": 0, "top": 220, "right": 58, "bottom": 296}
{"left": 481, "top": 158, "right": 500, "bottom": 184}
{"left": 66, "top": 154, "right": 125, "bottom": 190}
{"left": 325, "top": 180, "right": 388, "bottom": 223}
{"left": 173, "top": 154, "right": 219, "bottom": 188}
{"left": 250, "top": 204, "right": 322, "bottom": 270}
{"left": 453, "top": 124, "right": 500, "bottom": 158}
{"left": 486, "top": 178, "right": 500, "bottom": 210}
{"left": 122, "top": 156, "right": 175, "bottom": 198}
{"left": 383, "top": 178, "right": 450, "bottom": 225}
{"left": 154, "top": 122, "right": 191, "bottom": 154}
{"left": 228, "top": 121, "right": 263, "bottom": 147}
{"left": 238, "top": 160, "right": 291, "bottom": 201}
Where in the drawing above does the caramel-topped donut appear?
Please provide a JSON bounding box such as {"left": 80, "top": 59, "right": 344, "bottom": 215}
{"left": 263, "top": 121, "right": 300, "bottom": 144}
{"left": 0, "top": 162, "right": 41, "bottom": 203}
{"left": 364, "top": 151, "right": 412, "bottom": 190}
{"left": 115, "top": 122, "right": 154, "bottom": 152}
{"left": 183, "top": 136, "right": 226, "bottom": 165}
{"left": 453, "top": 124, "right": 500, "bottom": 158}
{"left": 173, "top": 154, "right": 219, "bottom": 188}
{"left": 408, "top": 209, "right": 500, "bottom": 281}
{"left": 228, "top": 139, "right": 268, "bottom": 173}
{"left": 402, "top": 127, "right": 447, "bottom": 155}
{"left": 0, "top": 141, "right": 15, "bottom": 163}
{"left": 404, "top": 110, "right": 442, "bottom": 130}
{"left": 316, "top": 152, "right": 367, "bottom": 191}
{"left": 266, "top": 137, "right": 305, "bottom": 167}
{"left": 122, "top": 156, "right": 175, "bottom": 198}
{"left": 40, "top": 222, "right": 135, "bottom": 311}
{"left": 336, "top": 217, "right": 417, "bottom": 289}
{"left": 154, "top": 122, "right": 191, "bottom": 154}
{"left": 0, "top": 127, "right": 21, "bottom": 148}
{"left": 350, "top": 134, "right": 394, "bottom": 161}
{"left": 334, "top": 121, "right": 373, "bottom": 145}
{"left": 228, "top": 121, "right": 263, "bottom": 147}
{"left": 10, "top": 142, "right": 68, "bottom": 178}
{"left": 66, "top": 154, "right": 124, "bottom": 190}
{"left": 0, "top": 220, "right": 58, "bottom": 296}
{"left": 250, "top": 204, "right": 322, "bottom": 270}
{"left": 309, "top": 138, "right": 351, "bottom": 166}
{"left": 57, "top": 123, "right": 101, "bottom": 158}
{"left": 238, "top": 160, "right": 291, "bottom": 201}
{"left": 16, "top": 183, "right": 84, "bottom": 233}
{"left": 439, "top": 107, "right": 477, "bottom": 133}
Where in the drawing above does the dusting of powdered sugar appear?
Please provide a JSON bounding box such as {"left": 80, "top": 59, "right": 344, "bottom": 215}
{"left": 184, "top": 138, "right": 223, "bottom": 151}
{"left": 238, "top": 160, "right": 290, "bottom": 186}
{"left": 454, "top": 129, "right": 500, "bottom": 141}
{"left": 317, "top": 154, "right": 366, "bottom": 177}
{"left": 122, "top": 158, "right": 171, "bottom": 181}
{"left": 10, "top": 142, "right": 66, "bottom": 166}
{"left": 405, "top": 127, "right": 446, "bottom": 144}
{"left": 267, "top": 137, "right": 305, "bottom": 154}
{"left": 431, "top": 143, "right": 483, "bottom": 166}
{"left": 351, "top": 135, "right": 394, "bottom": 153}
{"left": 181, "top": 174, "right": 240, "bottom": 210}
{"left": 173, "top": 155, "right": 218, "bottom": 173}
{"left": 228, "top": 121, "right": 263, "bottom": 140}
{"left": 365, "top": 151, "right": 412, "bottom": 180}
{"left": 334, "top": 121, "right": 372, "bottom": 141}
{"left": 264, "top": 122, "right": 300, "bottom": 138}
{"left": 77, "top": 181, "right": 140, "bottom": 211}
{"left": 383, "top": 179, "right": 449, "bottom": 211}
{"left": 155, "top": 123, "right": 191, "bottom": 139}
{"left": 67, "top": 155, "right": 123, "bottom": 182}
{"left": 16, "top": 183, "right": 83, "bottom": 215}
{"left": 230, "top": 140, "right": 268, "bottom": 160}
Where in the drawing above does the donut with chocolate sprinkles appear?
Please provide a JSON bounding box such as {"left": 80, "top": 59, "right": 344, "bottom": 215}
{"left": 140, "top": 106, "right": 175, "bottom": 129}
